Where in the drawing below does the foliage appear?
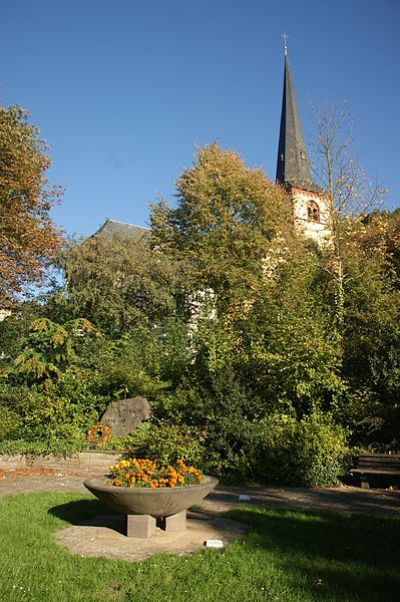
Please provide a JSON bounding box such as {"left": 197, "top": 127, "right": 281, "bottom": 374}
{"left": 0, "top": 303, "right": 42, "bottom": 359}
{"left": 52, "top": 234, "right": 179, "bottom": 336}
{"left": 150, "top": 143, "right": 296, "bottom": 314}
{"left": 1, "top": 142, "right": 399, "bottom": 483}
{"left": 139, "top": 372, "right": 347, "bottom": 487}
{"left": 0, "top": 314, "right": 191, "bottom": 448}
{"left": 236, "top": 251, "right": 344, "bottom": 416}
{"left": 0, "top": 104, "right": 62, "bottom": 307}
{"left": 311, "top": 102, "right": 387, "bottom": 327}
{"left": 143, "top": 367, "right": 268, "bottom": 480}
{"left": 337, "top": 216, "right": 400, "bottom": 445}
{"left": 124, "top": 422, "right": 206, "bottom": 467}
{"left": 0, "top": 317, "right": 106, "bottom": 441}
{"left": 0, "top": 436, "right": 86, "bottom": 457}
{"left": 95, "top": 320, "right": 189, "bottom": 400}
{"left": 257, "top": 410, "right": 348, "bottom": 487}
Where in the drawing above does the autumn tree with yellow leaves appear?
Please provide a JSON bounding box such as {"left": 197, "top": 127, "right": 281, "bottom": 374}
{"left": 0, "top": 104, "right": 62, "bottom": 308}
{"left": 150, "top": 143, "right": 299, "bottom": 318}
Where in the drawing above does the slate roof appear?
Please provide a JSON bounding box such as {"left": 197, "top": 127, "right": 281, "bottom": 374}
{"left": 93, "top": 219, "right": 150, "bottom": 241}
{"left": 276, "top": 55, "right": 322, "bottom": 194}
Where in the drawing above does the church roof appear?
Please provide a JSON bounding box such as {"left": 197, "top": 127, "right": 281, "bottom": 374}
{"left": 276, "top": 54, "right": 322, "bottom": 194}
{"left": 93, "top": 218, "right": 150, "bottom": 241}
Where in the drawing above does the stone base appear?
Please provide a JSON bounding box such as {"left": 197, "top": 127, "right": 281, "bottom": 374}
{"left": 127, "top": 511, "right": 187, "bottom": 537}
{"left": 159, "top": 510, "right": 187, "bottom": 533}
{"left": 127, "top": 514, "right": 156, "bottom": 538}
{"left": 57, "top": 512, "right": 248, "bottom": 562}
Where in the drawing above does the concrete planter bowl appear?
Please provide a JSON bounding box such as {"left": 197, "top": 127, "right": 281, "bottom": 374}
{"left": 84, "top": 475, "right": 219, "bottom": 538}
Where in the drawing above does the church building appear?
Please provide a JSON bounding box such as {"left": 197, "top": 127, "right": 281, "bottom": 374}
{"left": 276, "top": 47, "right": 332, "bottom": 245}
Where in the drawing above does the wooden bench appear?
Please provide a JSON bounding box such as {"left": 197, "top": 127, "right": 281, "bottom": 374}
{"left": 350, "top": 454, "right": 400, "bottom": 488}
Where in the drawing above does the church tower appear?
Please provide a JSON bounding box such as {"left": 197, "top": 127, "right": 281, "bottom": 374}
{"left": 276, "top": 44, "right": 332, "bottom": 245}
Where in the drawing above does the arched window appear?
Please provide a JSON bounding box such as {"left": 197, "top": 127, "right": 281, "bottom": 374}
{"left": 307, "top": 201, "right": 320, "bottom": 223}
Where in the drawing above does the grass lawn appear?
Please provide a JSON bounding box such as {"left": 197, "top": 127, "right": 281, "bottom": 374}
{"left": 0, "top": 492, "right": 399, "bottom": 602}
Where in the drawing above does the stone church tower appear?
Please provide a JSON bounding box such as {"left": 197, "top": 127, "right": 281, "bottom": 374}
{"left": 276, "top": 49, "right": 332, "bottom": 245}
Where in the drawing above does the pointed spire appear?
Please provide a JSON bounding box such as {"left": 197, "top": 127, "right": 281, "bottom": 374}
{"left": 282, "top": 32, "right": 289, "bottom": 56}
{"left": 276, "top": 52, "right": 316, "bottom": 191}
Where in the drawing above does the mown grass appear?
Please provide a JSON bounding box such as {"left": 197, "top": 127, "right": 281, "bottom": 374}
{"left": 0, "top": 492, "right": 398, "bottom": 602}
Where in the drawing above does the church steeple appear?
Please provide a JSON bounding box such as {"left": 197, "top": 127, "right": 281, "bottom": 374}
{"left": 275, "top": 40, "right": 332, "bottom": 246}
{"left": 276, "top": 53, "right": 315, "bottom": 191}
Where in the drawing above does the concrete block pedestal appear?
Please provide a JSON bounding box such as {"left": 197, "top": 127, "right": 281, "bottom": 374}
{"left": 159, "top": 510, "right": 187, "bottom": 533}
{"left": 126, "top": 510, "right": 187, "bottom": 538}
{"left": 127, "top": 514, "right": 157, "bottom": 538}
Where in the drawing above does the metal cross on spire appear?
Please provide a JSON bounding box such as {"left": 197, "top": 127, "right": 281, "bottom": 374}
{"left": 282, "top": 32, "right": 289, "bottom": 56}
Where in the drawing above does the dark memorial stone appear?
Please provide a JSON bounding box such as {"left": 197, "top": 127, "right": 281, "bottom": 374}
{"left": 101, "top": 397, "right": 150, "bottom": 437}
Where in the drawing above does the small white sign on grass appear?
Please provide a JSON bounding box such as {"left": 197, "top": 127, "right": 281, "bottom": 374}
{"left": 204, "top": 540, "right": 224, "bottom": 548}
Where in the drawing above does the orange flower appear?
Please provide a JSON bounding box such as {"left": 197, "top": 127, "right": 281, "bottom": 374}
{"left": 107, "top": 457, "right": 204, "bottom": 489}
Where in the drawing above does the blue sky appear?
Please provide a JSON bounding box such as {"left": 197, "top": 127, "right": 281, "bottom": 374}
{"left": 1, "top": 0, "right": 399, "bottom": 237}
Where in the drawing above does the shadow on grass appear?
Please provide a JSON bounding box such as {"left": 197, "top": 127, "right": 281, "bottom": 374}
{"left": 48, "top": 498, "right": 120, "bottom": 528}
{"left": 209, "top": 485, "right": 400, "bottom": 520}
{"left": 229, "top": 507, "right": 400, "bottom": 602}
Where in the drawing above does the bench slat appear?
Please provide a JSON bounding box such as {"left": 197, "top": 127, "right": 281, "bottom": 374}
{"left": 351, "top": 468, "right": 400, "bottom": 476}
{"left": 358, "top": 463, "right": 400, "bottom": 470}
{"left": 358, "top": 454, "right": 400, "bottom": 459}
{"left": 358, "top": 456, "right": 400, "bottom": 461}
{"left": 357, "top": 455, "right": 400, "bottom": 469}
{"left": 358, "top": 458, "right": 400, "bottom": 463}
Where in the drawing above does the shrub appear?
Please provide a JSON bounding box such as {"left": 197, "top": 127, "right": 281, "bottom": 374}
{"left": 123, "top": 421, "right": 206, "bottom": 467}
{"left": 151, "top": 368, "right": 270, "bottom": 481}
{"left": 0, "top": 434, "right": 85, "bottom": 456}
{"left": 0, "top": 317, "right": 110, "bottom": 443}
{"left": 257, "top": 410, "right": 348, "bottom": 486}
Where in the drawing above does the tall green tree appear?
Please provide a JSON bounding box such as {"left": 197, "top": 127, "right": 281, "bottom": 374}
{"left": 52, "top": 234, "right": 179, "bottom": 336}
{"left": 150, "top": 142, "right": 344, "bottom": 431}
{"left": 150, "top": 143, "right": 297, "bottom": 316}
{"left": 336, "top": 211, "right": 400, "bottom": 445}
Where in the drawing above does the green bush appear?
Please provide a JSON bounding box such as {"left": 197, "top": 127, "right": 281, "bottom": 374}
{"left": 0, "top": 401, "right": 21, "bottom": 440}
{"left": 257, "top": 410, "right": 348, "bottom": 486}
{"left": 152, "top": 368, "right": 269, "bottom": 481}
{"left": 121, "top": 421, "right": 206, "bottom": 466}
{"left": 112, "top": 403, "right": 348, "bottom": 487}
{"left": 0, "top": 435, "right": 85, "bottom": 457}
{"left": 0, "top": 317, "right": 112, "bottom": 443}
{"left": 149, "top": 370, "right": 348, "bottom": 485}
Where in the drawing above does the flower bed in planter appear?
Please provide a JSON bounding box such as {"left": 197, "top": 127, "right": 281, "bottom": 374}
{"left": 84, "top": 458, "right": 218, "bottom": 538}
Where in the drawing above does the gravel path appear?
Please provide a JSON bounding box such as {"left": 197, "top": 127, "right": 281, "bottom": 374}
{"left": 1, "top": 473, "right": 399, "bottom": 520}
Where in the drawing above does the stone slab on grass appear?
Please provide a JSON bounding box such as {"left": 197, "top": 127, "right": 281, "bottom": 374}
{"left": 57, "top": 511, "right": 247, "bottom": 562}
